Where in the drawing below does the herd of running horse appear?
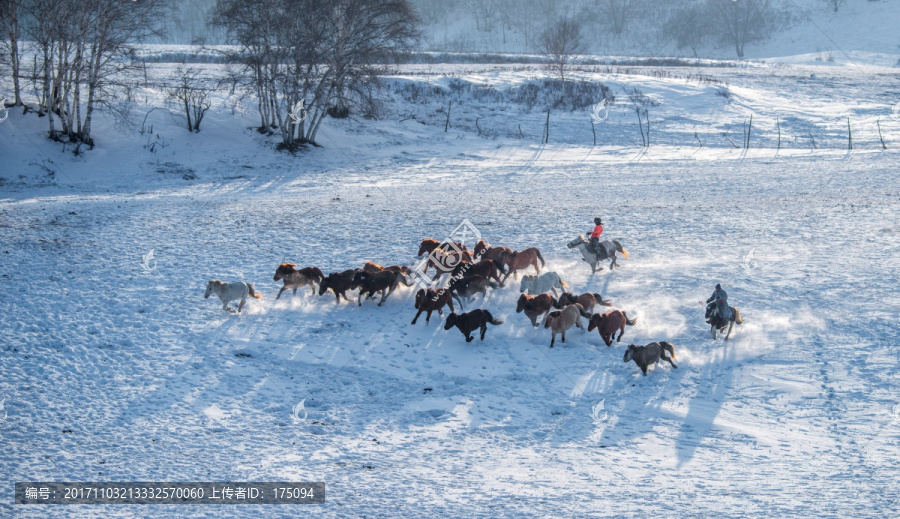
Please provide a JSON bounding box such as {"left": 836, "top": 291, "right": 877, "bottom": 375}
{"left": 204, "top": 235, "right": 743, "bottom": 376}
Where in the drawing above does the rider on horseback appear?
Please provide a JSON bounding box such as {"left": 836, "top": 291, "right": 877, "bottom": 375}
{"left": 706, "top": 284, "right": 732, "bottom": 321}
{"left": 589, "top": 217, "right": 603, "bottom": 254}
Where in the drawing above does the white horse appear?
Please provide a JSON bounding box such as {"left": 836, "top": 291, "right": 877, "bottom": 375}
{"left": 205, "top": 280, "right": 261, "bottom": 312}
{"left": 567, "top": 235, "right": 629, "bottom": 273}
{"left": 519, "top": 271, "right": 567, "bottom": 296}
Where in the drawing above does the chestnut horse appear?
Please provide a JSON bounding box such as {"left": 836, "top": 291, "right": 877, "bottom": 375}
{"left": 499, "top": 247, "right": 545, "bottom": 282}
{"left": 417, "top": 238, "right": 468, "bottom": 258}
{"left": 554, "top": 292, "right": 612, "bottom": 313}
{"left": 587, "top": 310, "right": 638, "bottom": 346}
{"left": 363, "top": 261, "right": 411, "bottom": 275}
{"left": 411, "top": 288, "right": 455, "bottom": 325}
{"left": 424, "top": 248, "right": 474, "bottom": 276}
{"left": 273, "top": 264, "right": 325, "bottom": 299}
{"left": 473, "top": 240, "right": 512, "bottom": 262}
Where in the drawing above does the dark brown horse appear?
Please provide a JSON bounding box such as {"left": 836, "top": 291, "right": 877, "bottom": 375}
{"left": 516, "top": 293, "right": 556, "bottom": 327}
{"left": 450, "top": 259, "right": 506, "bottom": 285}
{"left": 443, "top": 309, "right": 504, "bottom": 342}
{"left": 417, "top": 238, "right": 468, "bottom": 258}
{"left": 318, "top": 269, "right": 360, "bottom": 303}
{"left": 411, "top": 288, "right": 455, "bottom": 325}
{"left": 352, "top": 270, "right": 411, "bottom": 306}
{"left": 587, "top": 310, "right": 638, "bottom": 346}
{"left": 447, "top": 274, "right": 498, "bottom": 310}
{"left": 706, "top": 304, "right": 744, "bottom": 340}
{"left": 499, "top": 247, "right": 545, "bottom": 282}
{"left": 273, "top": 264, "right": 325, "bottom": 299}
{"left": 554, "top": 292, "right": 612, "bottom": 313}
{"left": 624, "top": 342, "right": 677, "bottom": 375}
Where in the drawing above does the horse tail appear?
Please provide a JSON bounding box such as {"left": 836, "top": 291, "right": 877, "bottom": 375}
{"left": 535, "top": 249, "right": 545, "bottom": 268}
{"left": 614, "top": 240, "right": 629, "bottom": 260}
{"left": 623, "top": 312, "right": 637, "bottom": 326}
{"left": 594, "top": 293, "right": 613, "bottom": 307}
{"left": 485, "top": 310, "right": 504, "bottom": 326}
{"left": 733, "top": 307, "right": 743, "bottom": 324}
{"left": 248, "top": 283, "right": 262, "bottom": 299}
{"left": 661, "top": 341, "right": 676, "bottom": 360}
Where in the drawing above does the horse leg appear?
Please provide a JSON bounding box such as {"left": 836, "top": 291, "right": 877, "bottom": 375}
{"left": 480, "top": 323, "right": 487, "bottom": 341}
{"left": 710, "top": 325, "right": 717, "bottom": 339}
{"left": 238, "top": 296, "right": 246, "bottom": 313}
{"left": 551, "top": 287, "right": 559, "bottom": 297}
{"left": 561, "top": 330, "right": 566, "bottom": 343}
{"left": 412, "top": 309, "right": 423, "bottom": 325}
{"left": 276, "top": 286, "right": 286, "bottom": 300}
{"left": 533, "top": 260, "right": 540, "bottom": 275}
{"left": 309, "top": 283, "right": 316, "bottom": 296}
{"left": 292, "top": 287, "right": 297, "bottom": 295}
{"left": 550, "top": 332, "right": 556, "bottom": 348}
{"left": 358, "top": 292, "right": 364, "bottom": 307}
{"left": 725, "top": 320, "right": 735, "bottom": 340}
{"left": 617, "top": 325, "right": 625, "bottom": 342}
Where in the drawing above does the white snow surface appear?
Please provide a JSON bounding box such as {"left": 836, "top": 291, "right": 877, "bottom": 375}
{"left": 0, "top": 58, "right": 899, "bottom": 518}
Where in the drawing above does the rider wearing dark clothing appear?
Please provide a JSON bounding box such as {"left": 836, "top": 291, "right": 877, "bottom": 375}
{"left": 589, "top": 217, "right": 603, "bottom": 254}
{"left": 706, "top": 284, "right": 730, "bottom": 321}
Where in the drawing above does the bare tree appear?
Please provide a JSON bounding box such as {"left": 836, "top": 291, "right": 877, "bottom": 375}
{"left": 822, "top": 0, "right": 845, "bottom": 13}
{"left": 0, "top": 0, "right": 25, "bottom": 105}
{"left": 540, "top": 18, "right": 584, "bottom": 82}
{"left": 663, "top": 3, "right": 709, "bottom": 57}
{"left": 598, "top": 0, "right": 634, "bottom": 36}
{"left": 167, "top": 67, "right": 219, "bottom": 132}
{"left": 23, "top": 0, "right": 165, "bottom": 146}
{"left": 708, "top": 0, "right": 781, "bottom": 58}
{"left": 214, "top": 0, "right": 419, "bottom": 149}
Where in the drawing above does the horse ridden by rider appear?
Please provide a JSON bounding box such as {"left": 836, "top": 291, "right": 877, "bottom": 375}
{"left": 567, "top": 216, "right": 628, "bottom": 273}
{"left": 705, "top": 283, "right": 743, "bottom": 340}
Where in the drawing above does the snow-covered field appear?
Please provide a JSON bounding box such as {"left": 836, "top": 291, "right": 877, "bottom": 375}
{"left": 1, "top": 58, "right": 899, "bottom": 517}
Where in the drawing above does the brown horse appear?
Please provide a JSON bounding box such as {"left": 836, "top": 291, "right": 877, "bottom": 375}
{"left": 554, "top": 292, "right": 612, "bottom": 313}
{"left": 624, "top": 342, "right": 677, "bottom": 375}
{"left": 363, "top": 261, "right": 411, "bottom": 275}
{"left": 411, "top": 288, "right": 455, "bottom": 325}
{"left": 318, "top": 269, "right": 360, "bottom": 303}
{"left": 499, "top": 247, "right": 545, "bottom": 282}
{"left": 424, "top": 248, "right": 474, "bottom": 276}
{"left": 450, "top": 259, "right": 506, "bottom": 285}
{"left": 443, "top": 309, "right": 504, "bottom": 342}
{"left": 273, "top": 264, "right": 324, "bottom": 299}
{"left": 588, "top": 310, "right": 638, "bottom": 346}
{"left": 417, "top": 238, "right": 468, "bottom": 258}
{"left": 447, "top": 274, "right": 498, "bottom": 310}
{"left": 352, "top": 270, "right": 411, "bottom": 306}
{"left": 516, "top": 293, "right": 556, "bottom": 327}
{"left": 473, "top": 240, "right": 512, "bottom": 262}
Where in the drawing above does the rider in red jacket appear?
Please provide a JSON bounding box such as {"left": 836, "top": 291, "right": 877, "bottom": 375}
{"left": 589, "top": 217, "right": 603, "bottom": 252}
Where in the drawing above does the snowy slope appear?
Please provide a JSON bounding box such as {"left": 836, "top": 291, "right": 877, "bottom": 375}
{"left": 1, "top": 60, "right": 899, "bottom": 518}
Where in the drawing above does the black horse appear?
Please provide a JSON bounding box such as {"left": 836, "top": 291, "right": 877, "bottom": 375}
{"left": 705, "top": 302, "right": 743, "bottom": 340}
